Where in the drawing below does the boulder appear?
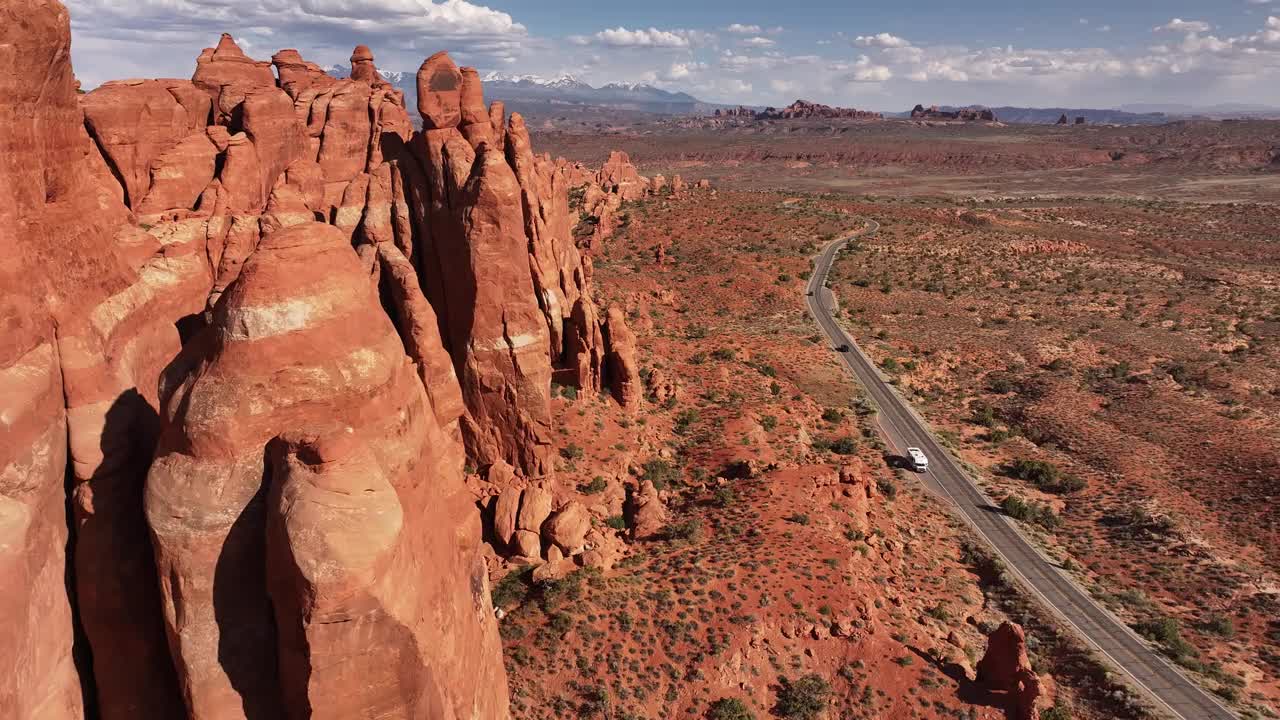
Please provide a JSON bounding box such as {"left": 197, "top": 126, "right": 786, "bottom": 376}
{"left": 272, "top": 49, "right": 332, "bottom": 98}
{"left": 517, "top": 487, "right": 553, "bottom": 533}
{"left": 544, "top": 501, "right": 591, "bottom": 554}
{"left": 493, "top": 487, "right": 522, "bottom": 548}
{"left": 512, "top": 530, "right": 542, "bottom": 559}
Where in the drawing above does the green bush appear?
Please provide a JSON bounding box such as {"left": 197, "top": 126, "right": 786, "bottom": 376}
{"left": 605, "top": 515, "right": 627, "bottom": 531}
{"left": 1001, "top": 495, "right": 1060, "bottom": 529}
{"left": 821, "top": 407, "right": 843, "bottom": 423}
{"left": 813, "top": 436, "right": 858, "bottom": 455}
{"left": 708, "top": 697, "right": 755, "bottom": 720}
{"left": 643, "top": 459, "right": 681, "bottom": 490}
{"left": 491, "top": 566, "right": 534, "bottom": 608}
{"left": 775, "top": 674, "right": 830, "bottom": 719}
{"left": 713, "top": 487, "right": 737, "bottom": 508}
{"left": 1003, "top": 458, "right": 1086, "bottom": 494}
{"left": 660, "top": 518, "right": 703, "bottom": 543}
{"left": 1135, "top": 617, "right": 1198, "bottom": 660}
{"left": 711, "top": 348, "right": 737, "bottom": 361}
{"left": 760, "top": 415, "right": 778, "bottom": 431}
{"left": 578, "top": 476, "right": 608, "bottom": 494}
{"left": 560, "top": 444, "right": 584, "bottom": 460}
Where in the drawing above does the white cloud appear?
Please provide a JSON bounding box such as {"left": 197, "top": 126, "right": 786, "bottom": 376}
{"left": 725, "top": 23, "right": 761, "bottom": 34}
{"left": 1098, "top": 25, "right": 1112, "bottom": 33}
{"left": 848, "top": 54, "right": 892, "bottom": 82}
{"left": 742, "top": 36, "right": 776, "bottom": 47}
{"left": 67, "top": 0, "right": 528, "bottom": 86}
{"left": 854, "top": 32, "right": 911, "bottom": 48}
{"left": 593, "top": 27, "right": 701, "bottom": 48}
{"left": 1155, "top": 18, "right": 1212, "bottom": 33}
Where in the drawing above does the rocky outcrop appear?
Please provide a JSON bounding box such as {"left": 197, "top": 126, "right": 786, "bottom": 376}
{"left": 976, "top": 622, "right": 1050, "bottom": 720}
{"left": 146, "top": 223, "right": 507, "bottom": 719}
{"left": 598, "top": 150, "right": 648, "bottom": 201}
{"left": 5, "top": 5, "right": 650, "bottom": 714}
{"left": 911, "top": 104, "right": 997, "bottom": 122}
{"left": 714, "top": 100, "right": 882, "bottom": 121}
{"left": 757, "top": 99, "right": 883, "bottom": 120}
{"left": 604, "top": 307, "right": 642, "bottom": 409}
{"left": 193, "top": 34, "right": 277, "bottom": 119}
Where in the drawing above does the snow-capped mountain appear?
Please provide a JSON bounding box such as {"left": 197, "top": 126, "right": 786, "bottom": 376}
{"left": 327, "top": 64, "right": 712, "bottom": 117}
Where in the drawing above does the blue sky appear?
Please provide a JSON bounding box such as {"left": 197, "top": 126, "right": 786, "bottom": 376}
{"left": 67, "top": 0, "right": 1280, "bottom": 110}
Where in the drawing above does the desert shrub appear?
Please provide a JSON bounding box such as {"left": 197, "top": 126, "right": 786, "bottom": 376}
{"left": 579, "top": 476, "right": 608, "bottom": 495}
{"left": 876, "top": 478, "right": 898, "bottom": 499}
{"left": 560, "top": 444, "right": 584, "bottom": 460}
{"left": 775, "top": 674, "right": 830, "bottom": 720}
{"left": 1202, "top": 613, "right": 1235, "bottom": 638}
{"left": 643, "top": 459, "right": 681, "bottom": 490}
{"left": 605, "top": 515, "right": 627, "bottom": 531}
{"left": 1039, "top": 704, "right": 1071, "bottom": 720}
{"left": 713, "top": 487, "right": 737, "bottom": 507}
{"left": 660, "top": 519, "right": 704, "bottom": 544}
{"left": 1135, "top": 617, "right": 1198, "bottom": 660}
{"left": 785, "top": 513, "right": 810, "bottom": 526}
{"left": 674, "top": 410, "right": 701, "bottom": 436}
{"left": 760, "top": 415, "right": 778, "bottom": 431}
{"left": 813, "top": 436, "right": 858, "bottom": 455}
{"left": 1002, "top": 458, "right": 1086, "bottom": 494}
{"left": 491, "top": 566, "right": 534, "bottom": 608}
{"left": 1001, "top": 495, "right": 1060, "bottom": 529}
{"left": 711, "top": 348, "right": 737, "bottom": 361}
{"left": 708, "top": 697, "right": 755, "bottom": 720}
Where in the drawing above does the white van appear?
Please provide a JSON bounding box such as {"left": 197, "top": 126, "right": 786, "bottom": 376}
{"left": 907, "top": 447, "right": 929, "bottom": 472}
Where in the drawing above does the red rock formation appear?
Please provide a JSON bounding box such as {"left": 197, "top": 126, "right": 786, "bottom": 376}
{"left": 976, "top": 621, "right": 1049, "bottom": 720}
{"left": 459, "top": 66, "right": 492, "bottom": 148}
{"left": 82, "top": 79, "right": 206, "bottom": 208}
{"left": 911, "top": 103, "right": 997, "bottom": 122}
{"left": 757, "top": 99, "right": 883, "bottom": 120}
{"left": 450, "top": 143, "right": 554, "bottom": 475}
{"left": 193, "top": 34, "right": 276, "bottom": 119}
{"left": 604, "top": 307, "right": 642, "bottom": 408}
{"left": 598, "top": 150, "right": 648, "bottom": 201}
{"left": 417, "top": 51, "right": 463, "bottom": 130}
{"left": 4, "top": 8, "right": 647, "bottom": 714}
{"left": 348, "top": 44, "right": 389, "bottom": 88}
{"left": 272, "top": 49, "right": 332, "bottom": 99}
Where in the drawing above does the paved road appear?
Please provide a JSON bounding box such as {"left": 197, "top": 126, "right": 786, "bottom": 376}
{"left": 805, "top": 222, "right": 1237, "bottom": 720}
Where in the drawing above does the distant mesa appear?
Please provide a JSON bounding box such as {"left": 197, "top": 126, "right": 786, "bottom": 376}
{"left": 713, "top": 99, "right": 883, "bottom": 121}
{"left": 910, "top": 103, "right": 997, "bottom": 122}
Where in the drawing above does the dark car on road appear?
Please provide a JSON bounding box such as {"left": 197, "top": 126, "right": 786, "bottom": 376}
{"left": 835, "top": 343, "right": 849, "bottom": 352}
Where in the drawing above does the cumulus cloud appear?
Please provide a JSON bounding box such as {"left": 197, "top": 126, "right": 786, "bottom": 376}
{"left": 854, "top": 32, "right": 911, "bottom": 48}
{"left": 742, "top": 36, "right": 776, "bottom": 47}
{"left": 66, "top": 0, "right": 528, "bottom": 85}
{"left": 848, "top": 54, "right": 892, "bottom": 82}
{"left": 592, "top": 27, "right": 703, "bottom": 48}
{"left": 1155, "top": 18, "right": 1212, "bottom": 33}
{"left": 725, "top": 23, "right": 761, "bottom": 34}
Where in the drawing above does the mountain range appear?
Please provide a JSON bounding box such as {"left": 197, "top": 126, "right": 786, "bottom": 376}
{"left": 327, "top": 65, "right": 714, "bottom": 117}
{"left": 326, "top": 65, "right": 1280, "bottom": 125}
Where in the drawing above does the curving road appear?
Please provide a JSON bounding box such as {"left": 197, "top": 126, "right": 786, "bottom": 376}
{"left": 805, "top": 222, "right": 1236, "bottom": 720}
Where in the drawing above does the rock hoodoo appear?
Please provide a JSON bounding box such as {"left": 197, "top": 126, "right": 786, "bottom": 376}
{"left": 976, "top": 622, "right": 1052, "bottom": 720}
{"left": 1, "top": 1, "right": 648, "bottom": 718}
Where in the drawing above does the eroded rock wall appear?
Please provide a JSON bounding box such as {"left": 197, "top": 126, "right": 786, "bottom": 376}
{"left": 3, "top": 2, "right": 644, "bottom": 716}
